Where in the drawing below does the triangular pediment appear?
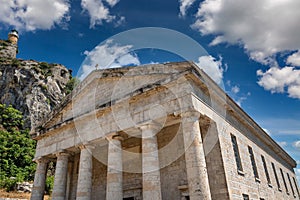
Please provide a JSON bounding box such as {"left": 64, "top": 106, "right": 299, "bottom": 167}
{"left": 33, "top": 61, "right": 202, "bottom": 133}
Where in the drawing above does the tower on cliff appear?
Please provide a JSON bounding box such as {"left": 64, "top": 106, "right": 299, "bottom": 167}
{"left": 8, "top": 30, "right": 19, "bottom": 44}
{"left": 0, "top": 30, "right": 19, "bottom": 59}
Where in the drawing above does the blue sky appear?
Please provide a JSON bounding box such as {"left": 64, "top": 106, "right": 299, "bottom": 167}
{"left": 0, "top": 0, "right": 299, "bottom": 181}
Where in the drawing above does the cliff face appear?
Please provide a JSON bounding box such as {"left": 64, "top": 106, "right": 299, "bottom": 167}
{"left": 0, "top": 53, "right": 71, "bottom": 130}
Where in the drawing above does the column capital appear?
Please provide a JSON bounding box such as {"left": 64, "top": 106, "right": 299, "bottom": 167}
{"left": 139, "top": 120, "right": 162, "bottom": 132}
{"left": 33, "top": 157, "right": 49, "bottom": 164}
{"left": 55, "top": 150, "right": 71, "bottom": 158}
{"left": 180, "top": 110, "right": 200, "bottom": 121}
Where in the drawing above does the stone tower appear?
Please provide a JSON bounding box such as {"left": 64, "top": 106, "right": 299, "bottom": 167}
{"left": 0, "top": 30, "right": 19, "bottom": 59}
{"left": 8, "top": 30, "right": 19, "bottom": 44}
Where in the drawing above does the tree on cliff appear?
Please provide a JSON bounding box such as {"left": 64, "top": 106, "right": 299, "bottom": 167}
{"left": 0, "top": 104, "right": 36, "bottom": 191}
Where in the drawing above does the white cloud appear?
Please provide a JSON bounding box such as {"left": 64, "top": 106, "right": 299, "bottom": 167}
{"left": 277, "top": 141, "right": 287, "bottom": 148}
{"left": 226, "top": 81, "right": 250, "bottom": 106}
{"left": 287, "top": 51, "right": 300, "bottom": 67}
{"left": 235, "top": 94, "right": 249, "bottom": 107}
{"left": 81, "top": 0, "right": 123, "bottom": 28}
{"left": 190, "top": 0, "right": 300, "bottom": 99}
{"left": 105, "top": 0, "right": 119, "bottom": 7}
{"left": 191, "top": 0, "right": 300, "bottom": 65}
{"left": 0, "top": 0, "right": 70, "bottom": 31}
{"left": 79, "top": 39, "right": 140, "bottom": 80}
{"left": 293, "top": 141, "right": 300, "bottom": 150}
{"left": 257, "top": 66, "right": 300, "bottom": 99}
{"left": 179, "top": 0, "right": 196, "bottom": 17}
{"left": 231, "top": 85, "right": 240, "bottom": 94}
{"left": 195, "top": 55, "right": 223, "bottom": 84}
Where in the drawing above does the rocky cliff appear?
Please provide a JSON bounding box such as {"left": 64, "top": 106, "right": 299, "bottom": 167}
{"left": 0, "top": 42, "right": 71, "bottom": 130}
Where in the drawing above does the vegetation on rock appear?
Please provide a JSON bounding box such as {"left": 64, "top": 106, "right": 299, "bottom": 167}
{"left": 0, "top": 104, "right": 36, "bottom": 191}
{"left": 65, "top": 77, "right": 80, "bottom": 94}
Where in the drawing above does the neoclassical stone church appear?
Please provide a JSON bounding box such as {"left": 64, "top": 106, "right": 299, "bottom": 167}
{"left": 30, "top": 61, "right": 299, "bottom": 200}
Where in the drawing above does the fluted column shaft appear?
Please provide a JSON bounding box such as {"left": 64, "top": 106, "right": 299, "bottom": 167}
{"left": 106, "top": 135, "right": 124, "bottom": 200}
{"left": 31, "top": 158, "right": 48, "bottom": 200}
{"left": 52, "top": 152, "right": 69, "bottom": 200}
{"left": 182, "top": 111, "right": 211, "bottom": 200}
{"left": 76, "top": 145, "right": 93, "bottom": 200}
{"left": 141, "top": 123, "right": 162, "bottom": 200}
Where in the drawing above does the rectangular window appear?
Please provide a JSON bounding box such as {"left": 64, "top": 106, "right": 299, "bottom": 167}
{"left": 293, "top": 177, "right": 300, "bottom": 197}
{"left": 242, "top": 194, "right": 249, "bottom": 200}
{"left": 287, "top": 173, "right": 295, "bottom": 196}
{"left": 280, "top": 168, "right": 289, "bottom": 195}
{"left": 248, "top": 146, "right": 259, "bottom": 180}
{"left": 231, "top": 134, "right": 243, "bottom": 173}
{"left": 271, "top": 163, "right": 281, "bottom": 190}
{"left": 261, "top": 155, "right": 271, "bottom": 185}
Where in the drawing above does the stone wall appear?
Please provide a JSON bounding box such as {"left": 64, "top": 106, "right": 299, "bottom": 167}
{"left": 0, "top": 40, "right": 17, "bottom": 59}
{"left": 218, "top": 116, "right": 298, "bottom": 200}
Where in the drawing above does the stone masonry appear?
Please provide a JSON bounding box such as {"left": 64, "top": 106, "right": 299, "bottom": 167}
{"left": 30, "top": 61, "right": 299, "bottom": 200}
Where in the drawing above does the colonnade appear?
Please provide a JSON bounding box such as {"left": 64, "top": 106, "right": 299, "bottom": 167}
{"left": 30, "top": 111, "right": 211, "bottom": 200}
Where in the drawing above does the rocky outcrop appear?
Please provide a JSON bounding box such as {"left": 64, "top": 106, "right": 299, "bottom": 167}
{"left": 0, "top": 40, "right": 17, "bottom": 59}
{"left": 0, "top": 57, "right": 71, "bottom": 130}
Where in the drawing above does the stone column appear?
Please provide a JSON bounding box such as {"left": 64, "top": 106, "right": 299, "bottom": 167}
{"left": 31, "top": 158, "right": 48, "bottom": 200}
{"left": 141, "top": 123, "right": 162, "bottom": 200}
{"left": 106, "top": 134, "right": 124, "bottom": 200}
{"left": 76, "top": 145, "right": 93, "bottom": 200}
{"left": 181, "top": 111, "right": 211, "bottom": 200}
{"left": 52, "top": 152, "right": 70, "bottom": 200}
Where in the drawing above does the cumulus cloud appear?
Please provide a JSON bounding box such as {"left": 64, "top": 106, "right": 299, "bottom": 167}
{"left": 179, "top": 0, "right": 196, "bottom": 17}
{"left": 79, "top": 39, "right": 140, "bottom": 80}
{"left": 195, "top": 55, "right": 223, "bottom": 84}
{"left": 0, "top": 0, "right": 70, "bottom": 31}
{"left": 81, "top": 0, "right": 123, "bottom": 28}
{"left": 287, "top": 51, "right": 300, "bottom": 67}
{"left": 189, "top": 0, "right": 300, "bottom": 99}
{"left": 293, "top": 141, "right": 300, "bottom": 150}
{"left": 191, "top": 0, "right": 300, "bottom": 65}
{"left": 257, "top": 66, "right": 300, "bottom": 99}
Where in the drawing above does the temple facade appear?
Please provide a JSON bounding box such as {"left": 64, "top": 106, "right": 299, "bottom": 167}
{"left": 30, "top": 62, "right": 299, "bottom": 200}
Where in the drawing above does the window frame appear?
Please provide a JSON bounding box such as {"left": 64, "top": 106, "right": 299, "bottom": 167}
{"left": 230, "top": 134, "right": 244, "bottom": 174}
{"left": 280, "top": 168, "right": 289, "bottom": 195}
{"left": 248, "top": 146, "right": 260, "bottom": 181}
{"left": 261, "top": 155, "right": 271, "bottom": 186}
{"left": 287, "top": 173, "right": 295, "bottom": 197}
{"left": 271, "top": 162, "right": 281, "bottom": 191}
{"left": 242, "top": 194, "right": 250, "bottom": 200}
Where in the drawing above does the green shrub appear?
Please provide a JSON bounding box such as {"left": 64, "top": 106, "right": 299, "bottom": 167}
{"left": 45, "top": 175, "right": 54, "bottom": 195}
{"left": 65, "top": 77, "right": 80, "bottom": 94}
{"left": 0, "top": 104, "right": 36, "bottom": 191}
{"left": 39, "top": 62, "right": 53, "bottom": 77}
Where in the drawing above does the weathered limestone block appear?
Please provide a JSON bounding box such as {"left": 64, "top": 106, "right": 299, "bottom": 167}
{"left": 76, "top": 145, "right": 93, "bottom": 200}
{"left": 181, "top": 111, "right": 211, "bottom": 200}
{"left": 52, "top": 152, "right": 69, "bottom": 200}
{"left": 141, "top": 123, "right": 162, "bottom": 200}
{"left": 30, "top": 158, "right": 48, "bottom": 200}
{"left": 106, "top": 135, "right": 124, "bottom": 199}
